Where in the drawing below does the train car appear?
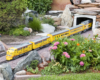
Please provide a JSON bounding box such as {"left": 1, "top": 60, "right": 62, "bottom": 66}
{"left": 30, "top": 36, "right": 51, "bottom": 49}
{"left": 6, "top": 42, "right": 32, "bottom": 60}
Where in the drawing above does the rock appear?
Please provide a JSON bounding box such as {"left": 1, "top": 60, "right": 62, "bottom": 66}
{"left": 42, "top": 57, "right": 48, "bottom": 66}
{"left": 0, "top": 41, "right": 8, "bottom": 52}
{"left": 0, "top": 63, "right": 13, "bottom": 80}
{"left": 53, "top": 18, "right": 62, "bottom": 26}
{"left": 93, "top": 28, "right": 100, "bottom": 38}
{"left": 51, "top": 55, "right": 55, "bottom": 60}
{"left": 23, "top": 27, "right": 33, "bottom": 33}
{"left": 15, "top": 70, "right": 26, "bottom": 75}
{"left": 57, "top": 26, "right": 69, "bottom": 30}
{"left": 61, "top": 6, "right": 73, "bottom": 27}
{"left": 96, "top": 0, "right": 100, "bottom": 2}
{"left": 73, "top": 9, "right": 98, "bottom": 15}
{"left": 14, "top": 50, "right": 42, "bottom": 73}
{"left": 81, "top": 0, "right": 91, "bottom": 3}
{"left": 41, "top": 24, "right": 55, "bottom": 33}
{"left": 38, "top": 63, "right": 44, "bottom": 68}
{"left": 0, "top": 73, "right": 4, "bottom": 80}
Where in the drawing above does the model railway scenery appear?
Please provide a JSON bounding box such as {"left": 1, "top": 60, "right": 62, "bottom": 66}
{"left": 1, "top": 0, "right": 100, "bottom": 80}
{"left": 6, "top": 20, "right": 92, "bottom": 60}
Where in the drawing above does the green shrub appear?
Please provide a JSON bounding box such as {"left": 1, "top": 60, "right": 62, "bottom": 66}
{"left": 30, "top": 60, "right": 39, "bottom": 69}
{"left": 0, "top": 0, "right": 27, "bottom": 32}
{"left": 27, "top": 0, "right": 53, "bottom": 14}
{"left": 50, "top": 35, "right": 100, "bottom": 72}
{"left": 42, "top": 17, "right": 57, "bottom": 27}
{"left": 28, "top": 17, "right": 42, "bottom": 31}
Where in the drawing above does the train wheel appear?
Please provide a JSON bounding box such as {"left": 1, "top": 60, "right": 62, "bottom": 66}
{"left": 82, "top": 29, "right": 87, "bottom": 33}
{"left": 13, "top": 56, "right": 19, "bottom": 60}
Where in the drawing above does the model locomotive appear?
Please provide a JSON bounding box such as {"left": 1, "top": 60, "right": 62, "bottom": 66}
{"left": 6, "top": 20, "right": 92, "bottom": 60}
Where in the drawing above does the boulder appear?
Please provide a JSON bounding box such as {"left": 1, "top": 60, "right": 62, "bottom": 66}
{"left": 41, "top": 24, "right": 55, "bottom": 33}
{"left": 15, "top": 70, "right": 26, "bottom": 75}
{"left": 23, "top": 27, "right": 32, "bottom": 33}
{"left": 14, "top": 50, "right": 42, "bottom": 73}
{"left": 0, "top": 63, "right": 13, "bottom": 80}
{"left": 61, "top": 6, "right": 73, "bottom": 27}
{"left": 53, "top": 18, "right": 62, "bottom": 26}
{"left": 96, "top": 0, "right": 100, "bottom": 2}
{"left": 73, "top": 9, "right": 98, "bottom": 15}
{"left": 93, "top": 28, "right": 100, "bottom": 38}
{"left": 81, "top": 0, "right": 91, "bottom": 3}
{"left": 0, "top": 73, "right": 4, "bottom": 80}
{"left": 0, "top": 41, "right": 8, "bottom": 52}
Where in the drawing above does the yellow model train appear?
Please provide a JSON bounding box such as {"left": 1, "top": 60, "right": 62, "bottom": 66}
{"left": 6, "top": 20, "right": 92, "bottom": 60}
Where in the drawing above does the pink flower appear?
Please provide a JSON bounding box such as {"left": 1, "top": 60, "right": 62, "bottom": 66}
{"left": 65, "top": 54, "right": 70, "bottom": 58}
{"left": 70, "top": 39, "right": 75, "bottom": 41}
{"left": 52, "top": 46, "right": 57, "bottom": 50}
{"left": 54, "top": 42, "right": 59, "bottom": 46}
{"left": 49, "top": 46, "right": 52, "bottom": 51}
{"left": 80, "top": 54, "right": 86, "bottom": 58}
{"left": 62, "top": 52, "right": 68, "bottom": 55}
{"left": 64, "top": 42, "right": 68, "bottom": 45}
{"left": 80, "top": 61, "right": 84, "bottom": 66}
{"left": 88, "top": 50, "right": 92, "bottom": 52}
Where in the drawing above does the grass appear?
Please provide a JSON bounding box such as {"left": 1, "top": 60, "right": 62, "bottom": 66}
{"left": 28, "top": 73, "right": 100, "bottom": 80}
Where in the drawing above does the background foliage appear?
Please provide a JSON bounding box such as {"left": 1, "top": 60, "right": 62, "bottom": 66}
{"left": 0, "top": 0, "right": 27, "bottom": 32}
{"left": 27, "top": 0, "right": 53, "bottom": 14}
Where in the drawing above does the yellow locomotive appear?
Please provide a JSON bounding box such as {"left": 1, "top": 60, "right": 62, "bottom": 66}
{"left": 6, "top": 20, "right": 92, "bottom": 60}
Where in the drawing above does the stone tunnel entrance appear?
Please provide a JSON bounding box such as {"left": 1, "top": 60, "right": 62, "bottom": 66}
{"left": 73, "top": 14, "right": 96, "bottom": 31}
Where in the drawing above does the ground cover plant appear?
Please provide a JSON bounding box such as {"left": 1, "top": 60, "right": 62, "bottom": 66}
{"left": 28, "top": 73, "right": 100, "bottom": 80}
{"left": 49, "top": 34, "right": 100, "bottom": 72}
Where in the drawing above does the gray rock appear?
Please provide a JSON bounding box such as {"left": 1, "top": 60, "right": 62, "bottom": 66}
{"left": 15, "top": 70, "right": 26, "bottom": 75}
{"left": 0, "top": 73, "right": 4, "bottom": 80}
{"left": 41, "top": 24, "right": 55, "bottom": 33}
{"left": 14, "top": 50, "right": 42, "bottom": 73}
{"left": 0, "top": 63, "right": 13, "bottom": 80}
{"left": 38, "top": 63, "right": 44, "bottom": 68}
{"left": 61, "top": 6, "right": 73, "bottom": 27}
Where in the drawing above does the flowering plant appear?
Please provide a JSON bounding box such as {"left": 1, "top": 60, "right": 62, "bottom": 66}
{"left": 49, "top": 35, "right": 100, "bottom": 72}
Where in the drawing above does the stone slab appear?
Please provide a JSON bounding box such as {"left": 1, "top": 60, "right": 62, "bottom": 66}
{"left": 14, "top": 74, "right": 41, "bottom": 80}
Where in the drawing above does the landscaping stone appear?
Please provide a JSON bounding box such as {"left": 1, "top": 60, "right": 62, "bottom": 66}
{"left": 14, "top": 74, "right": 41, "bottom": 80}
{"left": 81, "top": 0, "right": 91, "bottom": 3}
{"left": 61, "top": 6, "right": 73, "bottom": 27}
{"left": 15, "top": 70, "right": 26, "bottom": 75}
{"left": 41, "top": 24, "right": 55, "bottom": 33}
{"left": 96, "top": 0, "right": 100, "bottom": 2}
{"left": 14, "top": 50, "right": 42, "bottom": 73}
{"left": 93, "top": 28, "right": 100, "bottom": 38}
{"left": 0, "top": 63, "right": 13, "bottom": 80}
{"left": 23, "top": 27, "right": 32, "bottom": 33}
{"left": 0, "top": 73, "right": 4, "bottom": 80}
{"left": 38, "top": 63, "right": 44, "bottom": 68}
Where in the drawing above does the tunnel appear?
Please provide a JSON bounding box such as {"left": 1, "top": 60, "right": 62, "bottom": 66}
{"left": 73, "top": 14, "right": 96, "bottom": 31}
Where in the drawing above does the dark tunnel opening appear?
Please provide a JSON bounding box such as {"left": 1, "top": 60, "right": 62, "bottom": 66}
{"left": 76, "top": 17, "right": 93, "bottom": 25}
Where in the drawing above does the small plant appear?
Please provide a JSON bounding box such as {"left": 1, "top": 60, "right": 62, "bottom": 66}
{"left": 26, "top": 65, "right": 39, "bottom": 74}
{"left": 30, "top": 60, "right": 39, "bottom": 69}
{"left": 41, "top": 60, "right": 67, "bottom": 75}
{"left": 42, "top": 17, "right": 57, "bottom": 27}
{"left": 28, "top": 17, "right": 42, "bottom": 31}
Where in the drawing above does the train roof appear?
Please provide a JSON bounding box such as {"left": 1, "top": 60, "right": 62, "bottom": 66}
{"left": 51, "top": 30, "right": 68, "bottom": 36}
{"left": 32, "top": 36, "right": 50, "bottom": 43}
{"left": 14, "top": 42, "right": 32, "bottom": 49}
